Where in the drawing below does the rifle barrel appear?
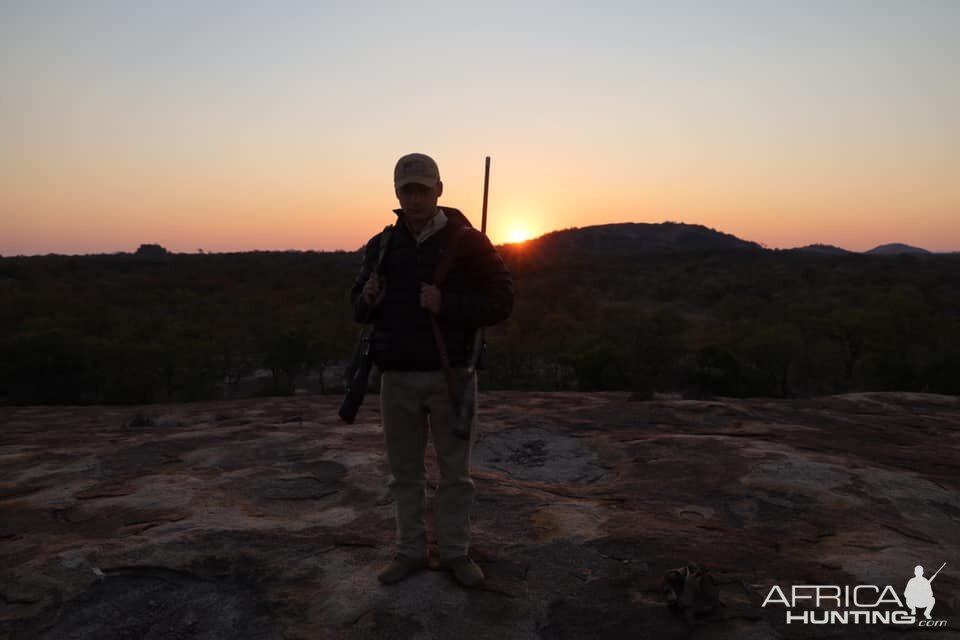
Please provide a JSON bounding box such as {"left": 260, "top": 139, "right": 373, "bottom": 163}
{"left": 930, "top": 562, "right": 946, "bottom": 582}
{"left": 481, "top": 156, "right": 490, "bottom": 234}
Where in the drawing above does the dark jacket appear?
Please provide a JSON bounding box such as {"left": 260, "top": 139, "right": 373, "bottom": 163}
{"left": 350, "top": 207, "right": 513, "bottom": 371}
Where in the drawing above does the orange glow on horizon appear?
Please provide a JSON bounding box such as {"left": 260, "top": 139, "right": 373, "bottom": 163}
{"left": 504, "top": 224, "right": 534, "bottom": 244}
{"left": 3, "top": 155, "right": 959, "bottom": 255}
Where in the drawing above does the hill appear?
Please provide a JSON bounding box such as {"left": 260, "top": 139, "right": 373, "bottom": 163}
{"left": 865, "top": 243, "right": 931, "bottom": 255}
{"left": 517, "top": 222, "right": 762, "bottom": 255}
{"left": 792, "top": 243, "right": 852, "bottom": 255}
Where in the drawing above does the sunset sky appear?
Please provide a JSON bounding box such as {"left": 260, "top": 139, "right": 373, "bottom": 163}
{"left": 2, "top": 1, "right": 958, "bottom": 255}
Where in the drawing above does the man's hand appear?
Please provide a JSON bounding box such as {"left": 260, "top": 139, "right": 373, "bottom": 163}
{"left": 420, "top": 282, "right": 442, "bottom": 314}
{"left": 362, "top": 274, "right": 386, "bottom": 306}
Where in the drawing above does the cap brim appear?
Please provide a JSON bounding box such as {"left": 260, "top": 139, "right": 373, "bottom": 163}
{"left": 395, "top": 176, "right": 439, "bottom": 188}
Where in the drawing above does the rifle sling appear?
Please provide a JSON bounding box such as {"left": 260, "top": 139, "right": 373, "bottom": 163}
{"left": 430, "top": 225, "right": 471, "bottom": 410}
{"left": 357, "top": 223, "right": 394, "bottom": 349}
{"left": 346, "top": 224, "right": 393, "bottom": 393}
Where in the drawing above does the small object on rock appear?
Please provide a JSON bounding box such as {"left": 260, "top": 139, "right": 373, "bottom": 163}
{"left": 281, "top": 415, "right": 303, "bottom": 424}
{"left": 663, "top": 562, "right": 724, "bottom": 624}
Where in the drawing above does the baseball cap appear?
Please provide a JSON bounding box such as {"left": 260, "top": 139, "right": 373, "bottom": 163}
{"left": 394, "top": 153, "right": 440, "bottom": 188}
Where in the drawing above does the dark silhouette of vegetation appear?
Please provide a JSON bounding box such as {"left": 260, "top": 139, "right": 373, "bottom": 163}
{"left": 1, "top": 227, "right": 958, "bottom": 405}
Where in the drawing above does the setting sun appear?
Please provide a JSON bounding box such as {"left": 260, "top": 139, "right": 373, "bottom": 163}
{"left": 505, "top": 225, "right": 534, "bottom": 244}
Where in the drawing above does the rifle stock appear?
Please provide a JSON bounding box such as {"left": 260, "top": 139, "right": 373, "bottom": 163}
{"left": 338, "top": 331, "right": 372, "bottom": 424}
{"left": 452, "top": 367, "right": 477, "bottom": 439}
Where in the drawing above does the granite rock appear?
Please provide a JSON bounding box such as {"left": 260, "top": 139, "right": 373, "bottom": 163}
{"left": 1, "top": 392, "right": 958, "bottom": 639}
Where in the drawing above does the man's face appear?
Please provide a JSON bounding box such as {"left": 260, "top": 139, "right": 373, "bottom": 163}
{"left": 396, "top": 181, "right": 442, "bottom": 225}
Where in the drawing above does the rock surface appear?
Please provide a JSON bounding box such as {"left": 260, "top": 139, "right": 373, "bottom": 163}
{"left": 1, "top": 392, "right": 958, "bottom": 639}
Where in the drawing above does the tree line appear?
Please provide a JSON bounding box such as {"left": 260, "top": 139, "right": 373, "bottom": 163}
{"left": 1, "top": 245, "right": 957, "bottom": 405}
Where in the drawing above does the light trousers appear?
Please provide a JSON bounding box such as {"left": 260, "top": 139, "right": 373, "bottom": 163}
{"left": 380, "top": 368, "right": 478, "bottom": 560}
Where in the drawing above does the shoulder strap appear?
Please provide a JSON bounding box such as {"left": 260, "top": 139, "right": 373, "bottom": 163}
{"left": 433, "top": 225, "right": 471, "bottom": 286}
{"left": 429, "top": 223, "right": 472, "bottom": 411}
{"left": 356, "top": 224, "right": 394, "bottom": 328}
{"left": 374, "top": 224, "right": 394, "bottom": 273}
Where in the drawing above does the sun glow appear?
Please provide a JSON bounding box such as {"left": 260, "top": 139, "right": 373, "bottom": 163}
{"left": 505, "top": 225, "right": 533, "bottom": 244}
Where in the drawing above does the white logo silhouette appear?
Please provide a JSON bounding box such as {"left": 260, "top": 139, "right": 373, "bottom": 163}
{"left": 904, "top": 562, "right": 945, "bottom": 620}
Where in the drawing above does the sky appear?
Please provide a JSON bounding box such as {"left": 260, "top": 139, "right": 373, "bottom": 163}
{"left": 2, "top": 0, "right": 958, "bottom": 255}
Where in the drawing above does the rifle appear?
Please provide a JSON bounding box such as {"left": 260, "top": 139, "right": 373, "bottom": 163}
{"left": 929, "top": 562, "right": 946, "bottom": 583}
{"left": 338, "top": 225, "right": 393, "bottom": 424}
{"left": 452, "top": 156, "right": 491, "bottom": 440}
{"left": 338, "top": 331, "right": 373, "bottom": 424}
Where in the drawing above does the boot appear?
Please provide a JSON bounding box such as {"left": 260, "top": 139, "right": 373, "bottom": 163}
{"left": 441, "top": 555, "right": 485, "bottom": 587}
{"left": 377, "top": 554, "right": 428, "bottom": 585}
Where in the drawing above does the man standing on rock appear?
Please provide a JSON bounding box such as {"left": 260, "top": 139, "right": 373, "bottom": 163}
{"left": 350, "top": 153, "right": 513, "bottom": 587}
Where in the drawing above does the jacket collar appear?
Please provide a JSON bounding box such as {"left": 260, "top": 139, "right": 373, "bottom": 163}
{"left": 393, "top": 206, "right": 474, "bottom": 230}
